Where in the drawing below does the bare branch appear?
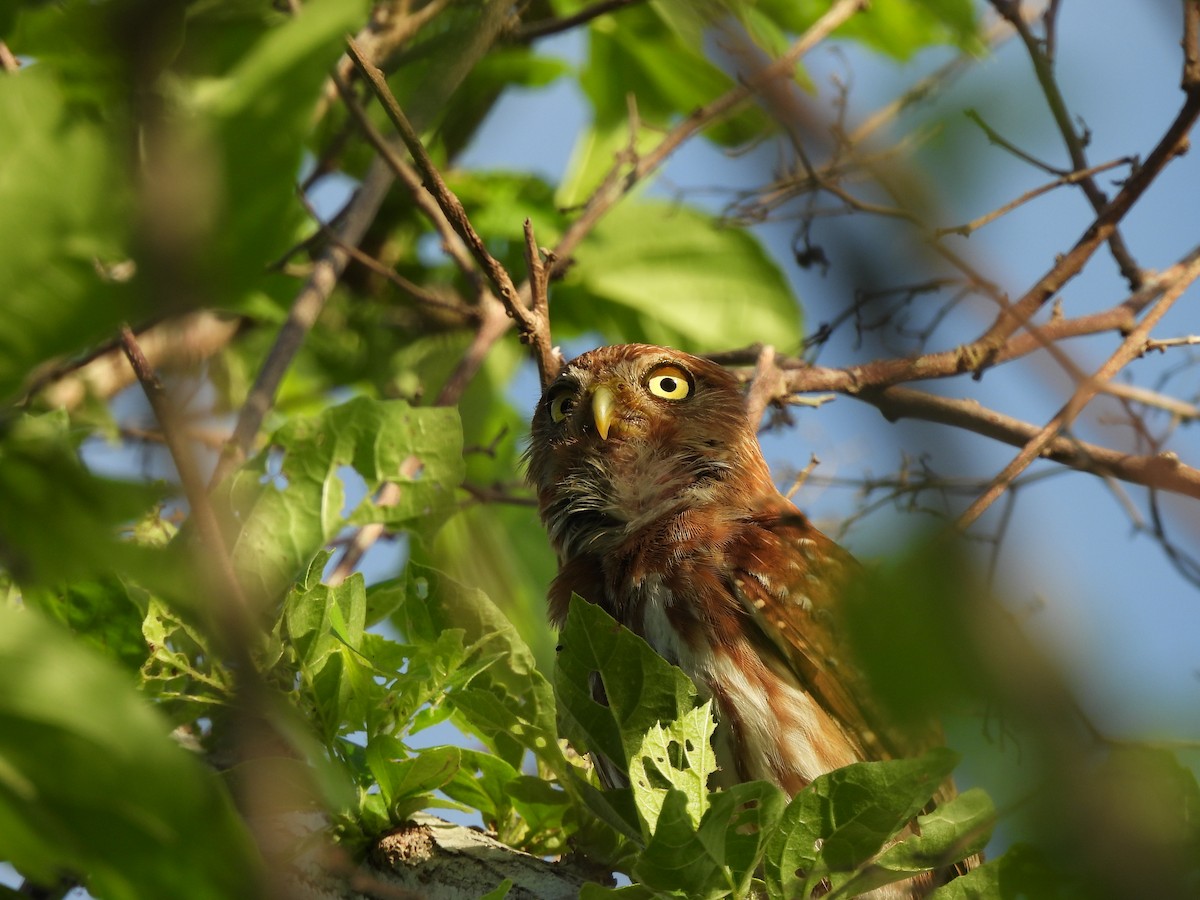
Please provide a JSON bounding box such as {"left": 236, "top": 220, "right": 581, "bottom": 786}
{"left": 550, "top": 0, "right": 867, "bottom": 274}
{"left": 934, "top": 157, "right": 1134, "bottom": 238}
{"left": 957, "top": 254, "right": 1200, "bottom": 527}
{"left": 346, "top": 39, "right": 561, "bottom": 392}
{"left": 1144, "top": 335, "right": 1200, "bottom": 353}
{"left": 298, "top": 189, "right": 475, "bottom": 320}
{"left": 332, "top": 74, "right": 484, "bottom": 298}
{"left": 990, "top": 0, "right": 1145, "bottom": 288}
{"left": 522, "top": 219, "right": 561, "bottom": 385}
{"left": 26, "top": 311, "right": 241, "bottom": 411}
{"left": 119, "top": 327, "right": 257, "bottom": 646}
{"left": 211, "top": 4, "right": 517, "bottom": 491}
{"left": 0, "top": 41, "right": 20, "bottom": 73}
{"left": 745, "top": 344, "right": 786, "bottom": 427}
{"left": 764, "top": 244, "right": 1200, "bottom": 395}
{"left": 514, "top": 0, "right": 643, "bottom": 41}
{"left": 1186, "top": 0, "right": 1200, "bottom": 90}
{"left": 860, "top": 385, "right": 1200, "bottom": 503}
{"left": 976, "top": 62, "right": 1200, "bottom": 354}
{"left": 210, "top": 158, "right": 395, "bottom": 489}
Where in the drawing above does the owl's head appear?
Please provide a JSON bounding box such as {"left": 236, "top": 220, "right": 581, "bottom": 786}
{"left": 526, "top": 344, "right": 775, "bottom": 556}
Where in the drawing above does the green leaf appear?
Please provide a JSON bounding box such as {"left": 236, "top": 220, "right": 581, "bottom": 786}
{"left": 554, "top": 595, "right": 703, "bottom": 811}
{"left": 629, "top": 702, "right": 716, "bottom": 833}
{"left": 874, "top": 788, "right": 994, "bottom": 875}
{"left": 635, "top": 780, "right": 786, "bottom": 898}
{"left": 555, "top": 200, "right": 802, "bottom": 353}
{"left": 140, "top": 596, "right": 234, "bottom": 720}
{"left": 755, "top": 0, "right": 982, "bottom": 59}
{"left": 441, "top": 748, "right": 521, "bottom": 827}
{"left": 0, "top": 48, "right": 144, "bottom": 403}
{"left": 0, "top": 606, "right": 260, "bottom": 899}
{"left": 0, "top": 411, "right": 160, "bottom": 587}
{"left": 219, "top": 397, "right": 464, "bottom": 601}
{"left": 20, "top": 576, "right": 148, "bottom": 673}
{"left": 764, "top": 749, "right": 960, "bottom": 898}
{"left": 282, "top": 574, "right": 370, "bottom": 742}
{"left": 930, "top": 842, "right": 1069, "bottom": 899}
{"left": 579, "top": 4, "right": 769, "bottom": 140}
{"left": 193, "top": 0, "right": 370, "bottom": 296}
{"left": 842, "top": 538, "right": 992, "bottom": 724}
{"left": 397, "top": 565, "right": 562, "bottom": 773}
{"left": 368, "top": 743, "right": 462, "bottom": 820}
{"left": 479, "top": 879, "right": 514, "bottom": 900}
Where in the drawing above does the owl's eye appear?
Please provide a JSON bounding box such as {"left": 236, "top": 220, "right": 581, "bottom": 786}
{"left": 646, "top": 365, "right": 692, "bottom": 401}
{"left": 549, "top": 390, "right": 577, "bottom": 423}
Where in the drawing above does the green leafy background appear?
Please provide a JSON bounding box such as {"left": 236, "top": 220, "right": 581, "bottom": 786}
{"left": 2, "top": 0, "right": 1197, "bottom": 898}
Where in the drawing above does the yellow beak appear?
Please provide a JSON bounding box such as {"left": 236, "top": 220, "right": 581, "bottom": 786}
{"left": 591, "top": 384, "right": 616, "bottom": 441}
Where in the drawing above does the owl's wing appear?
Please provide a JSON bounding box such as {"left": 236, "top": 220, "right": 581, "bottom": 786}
{"left": 725, "top": 498, "right": 924, "bottom": 762}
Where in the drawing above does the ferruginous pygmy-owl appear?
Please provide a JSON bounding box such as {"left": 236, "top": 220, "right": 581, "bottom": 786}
{"left": 526, "top": 344, "right": 968, "bottom": 898}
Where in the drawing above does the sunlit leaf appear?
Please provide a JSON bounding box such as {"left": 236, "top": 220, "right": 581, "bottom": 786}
{"left": 398, "top": 565, "right": 562, "bottom": 773}
{"left": 555, "top": 201, "right": 802, "bottom": 353}
{"left": 219, "top": 398, "right": 463, "bottom": 601}
{"left": 555, "top": 595, "right": 703, "bottom": 806}
{"left": 764, "top": 749, "right": 960, "bottom": 898}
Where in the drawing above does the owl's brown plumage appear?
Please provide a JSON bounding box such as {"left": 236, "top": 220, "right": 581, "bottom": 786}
{"left": 526, "top": 344, "right": 964, "bottom": 897}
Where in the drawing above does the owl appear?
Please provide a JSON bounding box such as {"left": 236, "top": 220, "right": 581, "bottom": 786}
{"left": 526, "top": 343, "right": 966, "bottom": 897}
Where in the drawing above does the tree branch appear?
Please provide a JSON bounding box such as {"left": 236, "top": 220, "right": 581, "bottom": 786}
{"left": 976, "top": 63, "right": 1200, "bottom": 355}
{"left": 957, "top": 249, "right": 1200, "bottom": 527}
{"left": 211, "top": 157, "right": 396, "bottom": 489}
{"left": 345, "top": 37, "right": 559, "bottom": 389}
{"left": 769, "top": 245, "right": 1200, "bottom": 394}
{"left": 513, "top": 0, "right": 644, "bottom": 41}
{"left": 860, "top": 385, "right": 1200, "bottom": 502}
{"left": 990, "top": 0, "right": 1144, "bottom": 288}
{"left": 211, "top": 1, "right": 516, "bottom": 489}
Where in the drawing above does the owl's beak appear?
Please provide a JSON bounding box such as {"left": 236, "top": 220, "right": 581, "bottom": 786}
{"left": 591, "top": 384, "right": 616, "bottom": 441}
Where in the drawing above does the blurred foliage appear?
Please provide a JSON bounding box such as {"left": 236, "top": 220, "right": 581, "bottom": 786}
{"left": 1, "top": 0, "right": 1197, "bottom": 898}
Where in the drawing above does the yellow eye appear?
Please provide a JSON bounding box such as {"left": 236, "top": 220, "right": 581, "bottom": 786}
{"left": 549, "top": 390, "right": 577, "bottom": 423}
{"left": 646, "top": 365, "right": 692, "bottom": 401}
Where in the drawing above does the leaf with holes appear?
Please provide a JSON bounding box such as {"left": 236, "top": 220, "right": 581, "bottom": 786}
{"left": 217, "top": 397, "right": 463, "bottom": 601}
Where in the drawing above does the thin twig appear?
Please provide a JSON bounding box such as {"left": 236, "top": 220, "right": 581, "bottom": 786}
{"left": 210, "top": 158, "right": 396, "bottom": 489}
{"left": 745, "top": 344, "right": 785, "bottom": 427}
{"left": 119, "top": 327, "right": 257, "bottom": 645}
{"left": 550, "top": 0, "right": 866, "bottom": 275}
{"left": 975, "top": 23, "right": 1200, "bottom": 352}
{"left": 0, "top": 41, "right": 20, "bottom": 73}
{"left": 25, "top": 311, "right": 242, "bottom": 411}
{"left": 990, "top": 0, "right": 1144, "bottom": 288}
{"left": 346, "top": 38, "right": 560, "bottom": 388}
{"left": 297, "top": 187, "right": 475, "bottom": 320}
{"left": 212, "top": 4, "right": 515, "bottom": 491}
{"left": 935, "top": 157, "right": 1134, "bottom": 238}
{"left": 965, "top": 108, "right": 1062, "bottom": 176}
{"left": 785, "top": 455, "right": 821, "bottom": 500}
{"left": 346, "top": 40, "right": 523, "bottom": 310}
{"left": 514, "top": 0, "right": 643, "bottom": 41}
{"left": 762, "top": 245, "right": 1200, "bottom": 395}
{"left": 957, "top": 255, "right": 1200, "bottom": 528}
{"left": 522, "top": 219, "right": 561, "bottom": 385}
{"left": 331, "top": 70, "right": 485, "bottom": 297}
{"left": 1143, "top": 335, "right": 1200, "bottom": 353}
{"left": 860, "top": 385, "right": 1200, "bottom": 502}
